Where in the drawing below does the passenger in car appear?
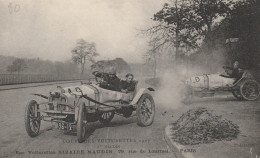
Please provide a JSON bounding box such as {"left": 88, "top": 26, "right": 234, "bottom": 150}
{"left": 121, "top": 73, "right": 135, "bottom": 93}
{"left": 99, "top": 69, "right": 121, "bottom": 91}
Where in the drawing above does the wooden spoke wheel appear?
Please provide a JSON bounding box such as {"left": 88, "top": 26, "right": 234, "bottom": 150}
{"left": 240, "top": 80, "right": 260, "bottom": 101}
{"left": 77, "top": 103, "right": 87, "bottom": 143}
{"left": 25, "top": 100, "right": 41, "bottom": 137}
{"left": 232, "top": 90, "right": 243, "bottom": 100}
{"left": 136, "top": 93, "right": 155, "bottom": 126}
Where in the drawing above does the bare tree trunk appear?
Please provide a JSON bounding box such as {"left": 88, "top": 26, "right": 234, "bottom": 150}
{"left": 206, "top": 23, "right": 213, "bottom": 72}
{"left": 81, "top": 56, "right": 86, "bottom": 75}
{"left": 81, "top": 64, "right": 85, "bottom": 75}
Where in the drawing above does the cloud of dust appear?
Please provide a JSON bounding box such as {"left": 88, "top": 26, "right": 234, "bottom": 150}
{"left": 154, "top": 67, "right": 187, "bottom": 109}
{"left": 153, "top": 48, "right": 228, "bottom": 109}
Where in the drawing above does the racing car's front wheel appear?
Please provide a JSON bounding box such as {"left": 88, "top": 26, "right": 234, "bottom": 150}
{"left": 25, "top": 100, "right": 41, "bottom": 137}
{"left": 136, "top": 93, "right": 155, "bottom": 127}
{"left": 240, "top": 80, "right": 260, "bottom": 101}
{"left": 232, "top": 90, "right": 243, "bottom": 100}
{"left": 77, "top": 102, "right": 87, "bottom": 143}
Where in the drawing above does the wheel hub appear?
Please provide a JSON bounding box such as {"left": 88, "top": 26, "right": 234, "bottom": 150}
{"left": 246, "top": 86, "right": 256, "bottom": 96}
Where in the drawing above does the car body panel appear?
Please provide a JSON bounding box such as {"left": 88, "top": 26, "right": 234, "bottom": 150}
{"left": 186, "top": 74, "right": 236, "bottom": 91}
{"left": 44, "top": 81, "right": 154, "bottom": 108}
{"left": 130, "top": 88, "right": 155, "bottom": 106}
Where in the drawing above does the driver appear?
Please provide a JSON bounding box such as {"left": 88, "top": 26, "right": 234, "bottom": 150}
{"left": 93, "top": 71, "right": 109, "bottom": 84}
{"left": 99, "top": 69, "right": 121, "bottom": 91}
{"left": 221, "top": 61, "right": 242, "bottom": 80}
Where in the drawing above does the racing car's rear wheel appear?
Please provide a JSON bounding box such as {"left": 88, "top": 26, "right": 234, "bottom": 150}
{"left": 136, "top": 93, "right": 155, "bottom": 126}
{"left": 232, "top": 90, "right": 243, "bottom": 100}
{"left": 240, "top": 80, "right": 260, "bottom": 101}
{"left": 25, "top": 100, "right": 41, "bottom": 137}
{"left": 77, "top": 102, "right": 87, "bottom": 143}
{"left": 99, "top": 111, "right": 115, "bottom": 124}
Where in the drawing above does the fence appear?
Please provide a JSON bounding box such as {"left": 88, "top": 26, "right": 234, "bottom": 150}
{"left": 0, "top": 74, "right": 90, "bottom": 85}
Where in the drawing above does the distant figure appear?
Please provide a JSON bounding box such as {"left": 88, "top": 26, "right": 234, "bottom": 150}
{"left": 99, "top": 69, "right": 121, "bottom": 91}
{"left": 121, "top": 73, "right": 135, "bottom": 93}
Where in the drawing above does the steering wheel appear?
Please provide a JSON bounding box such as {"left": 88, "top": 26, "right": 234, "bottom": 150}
{"left": 223, "top": 66, "right": 232, "bottom": 75}
{"left": 225, "top": 69, "right": 229, "bottom": 73}
{"left": 219, "top": 66, "right": 228, "bottom": 76}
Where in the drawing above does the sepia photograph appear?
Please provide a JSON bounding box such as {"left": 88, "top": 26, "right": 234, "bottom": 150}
{"left": 0, "top": 0, "right": 259, "bottom": 157}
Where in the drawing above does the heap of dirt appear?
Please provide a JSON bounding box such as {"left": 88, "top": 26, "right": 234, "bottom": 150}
{"left": 170, "top": 107, "right": 240, "bottom": 145}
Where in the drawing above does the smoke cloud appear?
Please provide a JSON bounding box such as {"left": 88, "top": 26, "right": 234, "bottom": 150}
{"left": 154, "top": 70, "right": 184, "bottom": 109}
{"left": 152, "top": 48, "right": 228, "bottom": 109}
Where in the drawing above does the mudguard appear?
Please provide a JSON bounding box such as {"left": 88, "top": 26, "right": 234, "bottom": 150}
{"left": 130, "top": 88, "right": 155, "bottom": 106}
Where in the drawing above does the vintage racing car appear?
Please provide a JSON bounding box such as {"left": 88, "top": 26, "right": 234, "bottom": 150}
{"left": 182, "top": 68, "right": 260, "bottom": 104}
{"left": 24, "top": 79, "right": 155, "bottom": 143}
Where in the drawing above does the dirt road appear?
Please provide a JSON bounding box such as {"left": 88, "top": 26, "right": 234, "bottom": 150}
{"left": 0, "top": 82, "right": 259, "bottom": 158}
{"left": 0, "top": 82, "right": 176, "bottom": 158}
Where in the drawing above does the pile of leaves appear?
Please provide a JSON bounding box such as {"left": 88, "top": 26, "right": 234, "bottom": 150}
{"left": 170, "top": 107, "right": 240, "bottom": 145}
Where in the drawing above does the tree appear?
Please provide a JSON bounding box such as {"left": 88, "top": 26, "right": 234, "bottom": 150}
{"left": 71, "top": 39, "right": 99, "bottom": 75}
{"left": 144, "top": 0, "right": 232, "bottom": 57}
{"left": 143, "top": 39, "right": 162, "bottom": 77}
{"left": 191, "top": 0, "right": 232, "bottom": 49}
{"left": 6, "top": 59, "right": 27, "bottom": 73}
{"left": 199, "top": 0, "right": 260, "bottom": 68}
{"left": 143, "top": 0, "right": 200, "bottom": 61}
{"left": 226, "top": 0, "right": 260, "bottom": 68}
{"left": 189, "top": 0, "right": 259, "bottom": 69}
{"left": 91, "top": 58, "right": 131, "bottom": 75}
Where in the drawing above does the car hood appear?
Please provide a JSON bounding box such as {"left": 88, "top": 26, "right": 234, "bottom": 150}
{"left": 50, "top": 84, "right": 99, "bottom": 102}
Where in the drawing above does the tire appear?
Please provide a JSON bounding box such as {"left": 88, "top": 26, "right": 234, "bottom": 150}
{"left": 77, "top": 103, "right": 87, "bottom": 143}
{"left": 136, "top": 93, "right": 155, "bottom": 127}
{"left": 232, "top": 90, "right": 243, "bottom": 100}
{"left": 98, "top": 111, "right": 115, "bottom": 124}
{"left": 240, "top": 80, "right": 260, "bottom": 101}
{"left": 25, "top": 100, "right": 41, "bottom": 137}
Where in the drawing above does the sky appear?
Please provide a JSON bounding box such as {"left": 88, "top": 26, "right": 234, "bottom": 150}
{"left": 0, "top": 0, "right": 166, "bottom": 63}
